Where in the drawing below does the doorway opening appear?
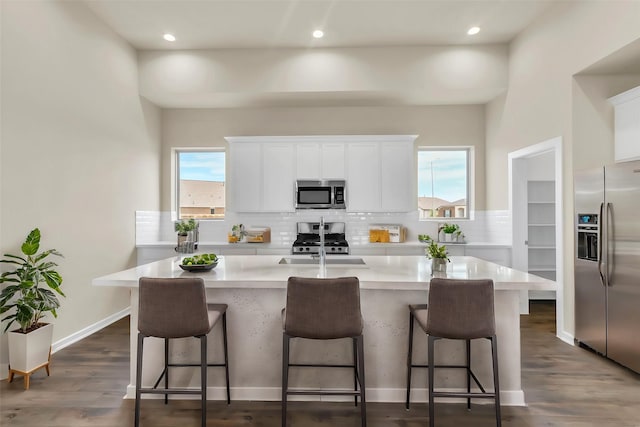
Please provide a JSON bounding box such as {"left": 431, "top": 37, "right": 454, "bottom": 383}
{"left": 508, "top": 137, "right": 568, "bottom": 344}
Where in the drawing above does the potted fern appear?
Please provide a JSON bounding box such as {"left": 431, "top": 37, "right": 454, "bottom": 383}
{"left": 0, "top": 228, "right": 64, "bottom": 389}
{"left": 423, "top": 236, "right": 450, "bottom": 273}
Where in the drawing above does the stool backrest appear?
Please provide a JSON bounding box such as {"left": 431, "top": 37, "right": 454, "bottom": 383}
{"left": 138, "top": 277, "right": 210, "bottom": 338}
{"left": 285, "top": 276, "right": 363, "bottom": 339}
{"left": 426, "top": 278, "right": 495, "bottom": 339}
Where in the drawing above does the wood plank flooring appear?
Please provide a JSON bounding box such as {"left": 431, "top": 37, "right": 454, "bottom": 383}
{"left": 1, "top": 301, "right": 639, "bottom": 426}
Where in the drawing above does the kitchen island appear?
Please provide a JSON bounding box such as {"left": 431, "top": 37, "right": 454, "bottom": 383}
{"left": 93, "top": 255, "right": 555, "bottom": 406}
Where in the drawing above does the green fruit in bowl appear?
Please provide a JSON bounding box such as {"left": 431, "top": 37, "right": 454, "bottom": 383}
{"left": 182, "top": 253, "right": 219, "bottom": 266}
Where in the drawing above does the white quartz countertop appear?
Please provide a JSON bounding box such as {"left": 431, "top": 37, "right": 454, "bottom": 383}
{"left": 93, "top": 255, "right": 553, "bottom": 291}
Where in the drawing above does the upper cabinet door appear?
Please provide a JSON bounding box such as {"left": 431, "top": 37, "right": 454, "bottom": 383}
{"left": 346, "top": 142, "right": 381, "bottom": 212}
{"left": 322, "top": 143, "right": 346, "bottom": 179}
{"left": 296, "top": 143, "right": 322, "bottom": 179}
{"left": 380, "top": 142, "right": 415, "bottom": 212}
{"left": 609, "top": 86, "right": 640, "bottom": 163}
{"left": 262, "top": 143, "right": 295, "bottom": 212}
{"left": 229, "top": 142, "right": 262, "bottom": 212}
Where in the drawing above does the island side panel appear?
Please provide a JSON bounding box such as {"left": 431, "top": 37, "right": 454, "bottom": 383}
{"left": 126, "top": 286, "right": 524, "bottom": 405}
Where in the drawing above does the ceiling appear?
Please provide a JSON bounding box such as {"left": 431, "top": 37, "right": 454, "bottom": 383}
{"left": 85, "top": 0, "right": 557, "bottom": 50}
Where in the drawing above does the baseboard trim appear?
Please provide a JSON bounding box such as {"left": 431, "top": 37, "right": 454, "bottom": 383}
{"left": 557, "top": 330, "right": 575, "bottom": 346}
{"left": 51, "top": 307, "right": 130, "bottom": 354}
{"left": 125, "top": 385, "right": 526, "bottom": 406}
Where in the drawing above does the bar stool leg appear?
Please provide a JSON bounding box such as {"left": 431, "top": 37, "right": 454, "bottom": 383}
{"left": 222, "top": 312, "right": 231, "bottom": 404}
{"left": 428, "top": 335, "right": 436, "bottom": 427}
{"left": 134, "top": 333, "right": 144, "bottom": 427}
{"left": 164, "top": 338, "right": 169, "bottom": 404}
{"left": 466, "top": 339, "right": 471, "bottom": 410}
{"left": 405, "top": 311, "right": 415, "bottom": 409}
{"left": 282, "top": 333, "right": 290, "bottom": 427}
{"left": 353, "top": 337, "right": 359, "bottom": 407}
{"left": 200, "top": 335, "right": 207, "bottom": 427}
{"left": 491, "top": 335, "right": 502, "bottom": 427}
{"left": 356, "top": 335, "right": 367, "bottom": 427}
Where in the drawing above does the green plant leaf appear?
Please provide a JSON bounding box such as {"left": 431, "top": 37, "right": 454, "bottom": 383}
{"left": 21, "top": 228, "right": 41, "bottom": 256}
{"left": 15, "top": 304, "right": 35, "bottom": 331}
{"left": 42, "top": 271, "right": 64, "bottom": 296}
{"left": 34, "top": 249, "right": 63, "bottom": 263}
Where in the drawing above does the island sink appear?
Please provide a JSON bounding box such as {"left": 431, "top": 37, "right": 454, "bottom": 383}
{"left": 278, "top": 257, "right": 366, "bottom": 265}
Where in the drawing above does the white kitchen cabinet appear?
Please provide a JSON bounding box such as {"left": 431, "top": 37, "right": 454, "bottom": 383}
{"left": 229, "top": 135, "right": 416, "bottom": 213}
{"left": 227, "top": 138, "right": 295, "bottom": 212}
{"left": 295, "top": 142, "right": 346, "bottom": 179}
{"left": 263, "top": 144, "right": 295, "bottom": 212}
{"left": 295, "top": 143, "right": 321, "bottom": 179}
{"left": 346, "top": 142, "right": 381, "bottom": 212}
{"left": 380, "top": 142, "right": 415, "bottom": 212}
{"left": 609, "top": 86, "right": 640, "bottom": 163}
{"left": 229, "top": 141, "right": 262, "bottom": 212}
{"left": 347, "top": 139, "right": 415, "bottom": 212}
{"left": 322, "top": 143, "right": 346, "bottom": 179}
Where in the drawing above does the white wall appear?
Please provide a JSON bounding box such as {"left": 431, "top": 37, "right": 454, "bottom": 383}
{"left": 0, "top": 0, "right": 161, "bottom": 370}
{"left": 486, "top": 1, "right": 640, "bottom": 337}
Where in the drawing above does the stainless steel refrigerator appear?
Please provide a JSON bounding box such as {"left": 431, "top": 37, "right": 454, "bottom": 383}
{"left": 575, "top": 160, "right": 640, "bottom": 373}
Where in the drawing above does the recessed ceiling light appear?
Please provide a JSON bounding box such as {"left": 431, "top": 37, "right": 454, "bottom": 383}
{"left": 467, "top": 27, "right": 481, "bottom": 36}
{"left": 163, "top": 33, "right": 176, "bottom": 42}
{"left": 312, "top": 30, "right": 324, "bottom": 39}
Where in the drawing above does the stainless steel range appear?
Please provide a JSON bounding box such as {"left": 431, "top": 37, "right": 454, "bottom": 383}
{"left": 292, "top": 222, "right": 349, "bottom": 255}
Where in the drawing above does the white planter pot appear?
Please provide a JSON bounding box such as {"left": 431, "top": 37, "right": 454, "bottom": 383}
{"left": 444, "top": 233, "right": 453, "bottom": 242}
{"left": 8, "top": 323, "right": 53, "bottom": 373}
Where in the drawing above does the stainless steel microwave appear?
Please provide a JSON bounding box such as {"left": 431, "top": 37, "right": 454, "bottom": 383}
{"left": 295, "top": 180, "right": 346, "bottom": 209}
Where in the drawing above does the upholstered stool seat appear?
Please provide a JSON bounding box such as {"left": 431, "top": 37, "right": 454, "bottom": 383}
{"left": 134, "top": 277, "right": 231, "bottom": 427}
{"left": 405, "top": 278, "right": 501, "bottom": 427}
{"left": 281, "top": 276, "right": 367, "bottom": 427}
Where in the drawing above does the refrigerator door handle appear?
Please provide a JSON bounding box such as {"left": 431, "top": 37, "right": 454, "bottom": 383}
{"left": 606, "top": 202, "right": 613, "bottom": 285}
{"left": 598, "top": 202, "right": 606, "bottom": 285}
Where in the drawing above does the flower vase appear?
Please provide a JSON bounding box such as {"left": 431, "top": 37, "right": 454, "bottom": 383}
{"left": 431, "top": 258, "right": 447, "bottom": 273}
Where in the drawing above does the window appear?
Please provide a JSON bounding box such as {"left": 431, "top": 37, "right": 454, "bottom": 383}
{"left": 417, "top": 148, "right": 470, "bottom": 219}
{"left": 176, "top": 150, "right": 225, "bottom": 219}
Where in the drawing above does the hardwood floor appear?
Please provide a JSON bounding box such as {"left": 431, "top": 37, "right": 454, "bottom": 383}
{"left": 1, "top": 301, "right": 639, "bottom": 426}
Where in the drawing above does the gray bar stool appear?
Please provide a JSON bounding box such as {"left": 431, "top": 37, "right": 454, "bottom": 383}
{"left": 405, "top": 278, "right": 501, "bottom": 427}
{"left": 281, "top": 276, "right": 366, "bottom": 427}
{"left": 135, "top": 277, "right": 231, "bottom": 427}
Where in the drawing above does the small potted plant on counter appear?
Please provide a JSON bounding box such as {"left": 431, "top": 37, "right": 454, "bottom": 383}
{"left": 175, "top": 218, "right": 198, "bottom": 252}
{"left": 423, "top": 236, "right": 450, "bottom": 273}
{"left": 0, "top": 228, "right": 64, "bottom": 389}
{"left": 439, "top": 223, "right": 460, "bottom": 242}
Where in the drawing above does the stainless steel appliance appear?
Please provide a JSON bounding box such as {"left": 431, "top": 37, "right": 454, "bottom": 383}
{"left": 574, "top": 160, "right": 640, "bottom": 373}
{"left": 295, "top": 180, "right": 346, "bottom": 209}
{"left": 292, "top": 222, "right": 349, "bottom": 254}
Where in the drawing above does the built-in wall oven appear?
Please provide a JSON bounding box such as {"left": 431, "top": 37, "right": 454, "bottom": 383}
{"left": 295, "top": 180, "right": 346, "bottom": 209}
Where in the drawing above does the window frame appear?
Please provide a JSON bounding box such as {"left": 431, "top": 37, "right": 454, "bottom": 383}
{"left": 417, "top": 146, "right": 473, "bottom": 221}
{"left": 174, "top": 147, "right": 226, "bottom": 221}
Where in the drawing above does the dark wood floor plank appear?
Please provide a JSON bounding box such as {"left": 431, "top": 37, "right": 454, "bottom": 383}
{"left": 1, "top": 302, "right": 639, "bottom": 426}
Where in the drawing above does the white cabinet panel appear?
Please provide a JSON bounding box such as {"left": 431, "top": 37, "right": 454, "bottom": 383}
{"left": 380, "top": 142, "right": 415, "bottom": 212}
{"left": 229, "top": 142, "right": 262, "bottom": 212}
{"left": 228, "top": 140, "right": 294, "bottom": 212}
{"left": 263, "top": 144, "right": 295, "bottom": 212}
{"left": 610, "top": 86, "right": 640, "bottom": 163}
{"left": 296, "top": 143, "right": 321, "bottom": 179}
{"left": 346, "top": 142, "right": 381, "bottom": 212}
{"left": 322, "top": 143, "right": 346, "bottom": 179}
{"left": 614, "top": 95, "right": 640, "bottom": 162}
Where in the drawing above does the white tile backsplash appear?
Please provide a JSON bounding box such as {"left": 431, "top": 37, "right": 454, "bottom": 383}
{"left": 136, "top": 210, "right": 512, "bottom": 246}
